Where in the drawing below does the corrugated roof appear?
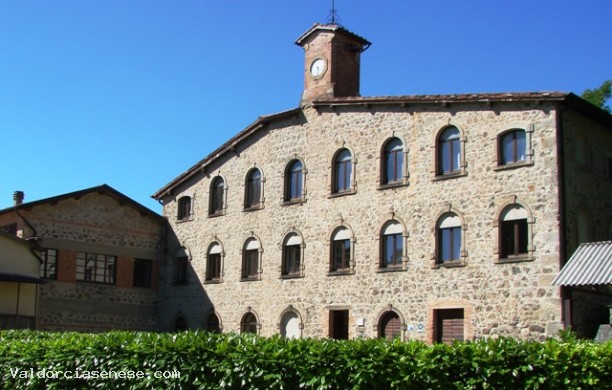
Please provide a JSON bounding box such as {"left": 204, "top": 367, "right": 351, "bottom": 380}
{"left": 553, "top": 241, "right": 612, "bottom": 287}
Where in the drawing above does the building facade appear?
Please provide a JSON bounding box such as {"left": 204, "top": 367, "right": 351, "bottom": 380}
{"left": 153, "top": 23, "right": 612, "bottom": 342}
{"left": 0, "top": 185, "right": 166, "bottom": 332}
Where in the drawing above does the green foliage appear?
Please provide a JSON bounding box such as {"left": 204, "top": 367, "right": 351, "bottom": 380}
{"left": 581, "top": 80, "right": 612, "bottom": 113}
{"left": 0, "top": 330, "right": 611, "bottom": 389}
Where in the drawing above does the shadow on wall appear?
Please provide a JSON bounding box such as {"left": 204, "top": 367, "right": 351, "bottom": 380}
{"left": 157, "top": 226, "right": 218, "bottom": 333}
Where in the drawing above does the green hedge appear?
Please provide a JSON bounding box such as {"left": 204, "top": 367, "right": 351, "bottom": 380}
{"left": 0, "top": 330, "right": 610, "bottom": 389}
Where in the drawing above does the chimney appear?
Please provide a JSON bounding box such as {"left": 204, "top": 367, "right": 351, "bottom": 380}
{"left": 13, "top": 191, "right": 24, "bottom": 206}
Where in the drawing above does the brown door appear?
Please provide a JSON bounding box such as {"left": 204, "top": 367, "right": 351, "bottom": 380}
{"left": 435, "top": 309, "right": 464, "bottom": 344}
{"left": 379, "top": 311, "right": 402, "bottom": 340}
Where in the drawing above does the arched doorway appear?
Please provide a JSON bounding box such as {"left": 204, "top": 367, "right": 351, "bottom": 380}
{"left": 378, "top": 311, "right": 402, "bottom": 340}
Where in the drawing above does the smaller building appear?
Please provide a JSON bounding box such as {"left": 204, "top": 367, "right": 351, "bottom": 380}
{"left": 554, "top": 241, "right": 612, "bottom": 339}
{"left": 0, "top": 230, "right": 43, "bottom": 329}
{"left": 0, "top": 185, "right": 166, "bottom": 332}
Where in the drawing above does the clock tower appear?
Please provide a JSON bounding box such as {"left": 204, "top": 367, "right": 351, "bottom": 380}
{"left": 296, "top": 23, "right": 371, "bottom": 106}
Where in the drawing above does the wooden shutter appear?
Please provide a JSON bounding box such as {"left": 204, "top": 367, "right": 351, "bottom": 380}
{"left": 435, "top": 309, "right": 464, "bottom": 344}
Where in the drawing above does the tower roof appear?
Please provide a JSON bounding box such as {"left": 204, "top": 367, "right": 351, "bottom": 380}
{"left": 295, "top": 23, "right": 371, "bottom": 52}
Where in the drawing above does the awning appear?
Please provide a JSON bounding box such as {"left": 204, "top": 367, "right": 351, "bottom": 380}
{"left": 0, "top": 272, "right": 45, "bottom": 284}
{"left": 553, "top": 241, "right": 612, "bottom": 287}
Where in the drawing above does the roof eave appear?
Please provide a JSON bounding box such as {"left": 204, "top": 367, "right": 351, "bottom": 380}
{"left": 152, "top": 108, "right": 302, "bottom": 200}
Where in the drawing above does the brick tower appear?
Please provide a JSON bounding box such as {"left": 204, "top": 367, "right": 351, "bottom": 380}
{"left": 296, "top": 24, "right": 371, "bottom": 106}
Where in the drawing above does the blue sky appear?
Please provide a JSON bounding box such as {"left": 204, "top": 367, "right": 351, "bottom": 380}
{"left": 1, "top": 1, "right": 611, "bottom": 212}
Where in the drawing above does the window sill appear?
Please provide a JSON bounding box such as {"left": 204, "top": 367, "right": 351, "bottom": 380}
{"left": 327, "top": 269, "right": 355, "bottom": 276}
{"left": 243, "top": 205, "right": 263, "bottom": 212}
{"left": 377, "top": 181, "right": 409, "bottom": 191}
{"left": 493, "top": 161, "right": 533, "bottom": 171}
{"left": 280, "top": 274, "right": 304, "bottom": 280}
{"left": 432, "top": 171, "right": 466, "bottom": 182}
{"left": 431, "top": 260, "right": 466, "bottom": 269}
{"left": 203, "top": 279, "right": 223, "bottom": 284}
{"left": 376, "top": 265, "right": 406, "bottom": 273}
{"left": 207, "top": 212, "right": 226, "bottom": 218}
{"left": 282, "top": 198, "right": 307, "bottom": 206}
{"left": 495, "top": 255, "right": 534, "bottom": 264}
{"left": 240, "top": 277, "right": 261, "bottom": 282}
{"left": 176, "top": 217, "right": 194, "bottom": 223}
{"left": 328, "top": 189, "right": 356, "bottom": 199}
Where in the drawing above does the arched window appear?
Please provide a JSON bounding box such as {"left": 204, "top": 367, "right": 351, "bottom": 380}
{"left": 437, "top": 127, "right": 461, "bottom": 175}
{"left": 177, "top": 196, "right": 192, "bottom": 220}
{"left": 437, "top": 213, "right": 462, "bottom": 264}
{"left": 500, "top": 205, "right": 528, "bottom": 258}
{"left": 242, "top": 238, "right": 260, "bottom": 280}
{"left": 330, "top": 227, "right": 352, "bottom": 272}
{"left": 206, "top": 242, "right": 222, "bottom": 282}
{"left": 285, "top": 160, "right": 304, "bottom": 202}
{"left": 333, "top": 149, "right": 353, "bottom": 193}
{"left": 382, "top": 138, "right": 404, "bottom": 185}
{"left": 381, "top": 221, "right": 403, "bottom": 269}
{"left": 282, "top": 233, "right": 303, "bottom": 277}
{"left": 206, "top": 313, "right": 221, "bottom": 333}
{"left": 209, "top": 177, "right": 225, "bottom": 215}
{"left": 245, "top": 168, "right": 262, "bottom": 209}
{"left": 499, "top": 129, "right": 527, "bottom": 165}
{"left": 378, "top": 311, "right": 402, "bottom": 340}
{"left": 240, "top": 313, "right": 258, "bottom": 334}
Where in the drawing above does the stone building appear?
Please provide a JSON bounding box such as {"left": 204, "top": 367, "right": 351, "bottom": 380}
{"left": 0, "top": 185, "right": 166, "bottom": 331}
{"left": 153, "top": 22, "right": 612, "bottom": 342}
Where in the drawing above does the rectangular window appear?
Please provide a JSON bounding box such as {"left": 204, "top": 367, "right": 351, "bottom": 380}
{"left": 383, "top": 233, "right": 403, "bottom": 267}
{"left": 332, "top": 239, "right": 351, "bottom": 271}
{"left": 243, "top": 249, "right": 258, "bottom": 279}
{"left": 283, "top": 245, "right": 301, "bottom": 275}
{"left": 289, "top": 171, "right": 303, "bottom": 199}
{"left": 440, "top": 139, "right": 460, "bottom": 173}
{"left": 133, "top": 259, "right": 152, "bottom": 288}
{"left": 247, "top": 178, "right": 261, "bottom": 207}
{"left": 501, "top": 219, "right": 528, "bottom": 258}
{"left": 177, "top": 197, "right": 192, "bottom": 220}
{"left": 76, "top": 252, "right": 116, "bottom": 284}
{"left": 211, "top": 187, "right": 224, "bottom": 214}
{"left": 206, "top": 253, "right": 221, "bottom": 281}
{"left": 439, "top": 227, "right": 461, "bottom": 262}
{"left": 40, "top": 248, "right": 58, "bottom": 279}
{"left": 501, "top": 130, "right": 527, "bottom": 164}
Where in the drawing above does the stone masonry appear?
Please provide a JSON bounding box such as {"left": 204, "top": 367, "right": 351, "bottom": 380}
{"left": 157, "top": 101, "right": 576, "bottom": 341}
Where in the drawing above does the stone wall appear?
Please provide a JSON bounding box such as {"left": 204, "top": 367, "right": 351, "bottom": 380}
{"left": 561, "top": 109, "right": 612, "bottom": 251}
{"left": 159, "top": 102, "right": 568, "bottom": 341}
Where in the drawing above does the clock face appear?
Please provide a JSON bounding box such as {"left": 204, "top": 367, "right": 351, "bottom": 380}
{"left": 310, "top": 58, "right": 327, "bottom": 78}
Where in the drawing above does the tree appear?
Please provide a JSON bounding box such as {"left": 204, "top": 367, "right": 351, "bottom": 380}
{"left": 581, "top": 80, "right": 612, "bottom": 113}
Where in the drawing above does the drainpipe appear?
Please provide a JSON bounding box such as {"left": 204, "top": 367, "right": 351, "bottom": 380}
{"left": 555, "top": 104, "right": 571, "bottom": 329}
